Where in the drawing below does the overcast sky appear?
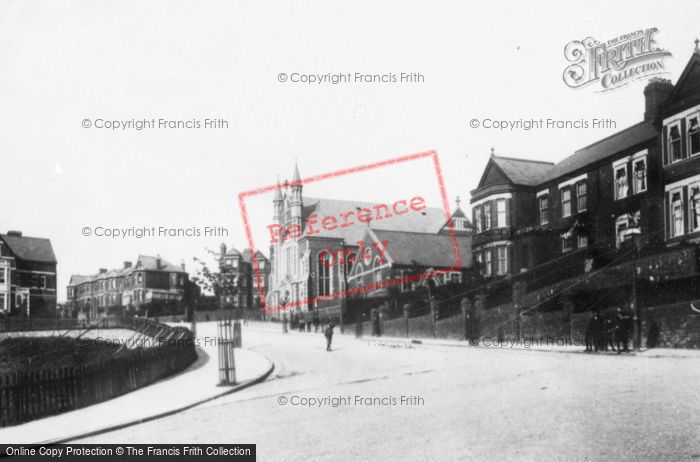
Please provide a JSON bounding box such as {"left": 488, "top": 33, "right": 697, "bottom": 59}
{"left": 1, "top": 0, "right": 699, "bottom": 301}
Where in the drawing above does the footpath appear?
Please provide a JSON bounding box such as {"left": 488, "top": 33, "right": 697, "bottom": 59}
{"left": 0, "top": 322, "right": 273, "bottom": 444}
{"left": 247, "top": 319, "right": 700, "bottom": 359}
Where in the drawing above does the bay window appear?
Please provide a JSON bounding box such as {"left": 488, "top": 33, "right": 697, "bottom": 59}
{"left": 496, "top": 199, "right": 506, "bottom": 228}
{"left": 496, "top": 246, "right": 508, "bottom": 275}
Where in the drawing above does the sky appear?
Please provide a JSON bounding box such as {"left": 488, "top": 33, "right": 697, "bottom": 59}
{"left": 1, "top": 0, "right": 699, "bottom": 301}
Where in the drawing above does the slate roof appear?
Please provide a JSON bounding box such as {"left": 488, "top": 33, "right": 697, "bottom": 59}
{"left": 241, "top": 248, "right": 269, "bottom": 263}
{"left": 301, "top": 197, "right": 452, "bottom": 244}
{"left": 491, "top": 156, "right": 554, "bottom": 186}
{"left": 370, "top": 229, "right": 472, "bottom": 268}
{"left": 542, "top": 121, "right": 657, "bottom": 183}
{"left": 68, "top": 255, "right": 184, "bottom": 286}
{"left": 0, "top": 233, "right": 56, "bottom": 263}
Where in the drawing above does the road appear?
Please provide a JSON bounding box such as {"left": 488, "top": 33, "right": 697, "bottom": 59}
{"left": 79, "top": 323, "right": 700, "bottom": 461}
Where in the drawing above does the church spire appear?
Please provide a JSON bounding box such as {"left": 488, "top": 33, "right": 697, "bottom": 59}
{"left": 292, "top": 160, "right": 301, "bottom": 184}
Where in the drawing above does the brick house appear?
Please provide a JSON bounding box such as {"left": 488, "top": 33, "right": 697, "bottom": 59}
{"left": 470, "top": 153, "right": 554, "bottom": 276}
{"left": 469, "top": 45, "right": 700, "bottom": 337}
{"left": 218, "top": 244, "right": 270, "bottom": 310}
{"left": 0, "top": 231, "right": 57, "bottom": 317}
{"left": 67, "top": 255, "right": 190, "bottom": 319}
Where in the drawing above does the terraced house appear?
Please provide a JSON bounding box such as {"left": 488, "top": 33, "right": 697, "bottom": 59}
{"left": 0, "top": 231, "right": 57, "bottom": 317}
{"left": 67, "top": 255, "right": 189, "bottom": 319}
{"left": 470, "top": 46, "right": 700, "bottom": 347}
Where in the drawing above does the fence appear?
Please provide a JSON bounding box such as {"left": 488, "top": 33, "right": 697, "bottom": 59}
{"left": 0, "top": 316, "right": 197, "bottom": 428}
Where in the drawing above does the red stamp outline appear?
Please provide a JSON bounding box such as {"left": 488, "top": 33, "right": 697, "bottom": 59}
{"left": 238, "top": 150, "right": 461, "bottom": 314}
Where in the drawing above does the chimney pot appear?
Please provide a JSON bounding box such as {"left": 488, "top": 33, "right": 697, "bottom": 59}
{"left": 644, "top": 78, "right": 674, "bottom": 123}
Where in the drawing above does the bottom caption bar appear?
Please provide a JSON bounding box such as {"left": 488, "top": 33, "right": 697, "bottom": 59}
{"left": 0, "top": 445, "right": 256, "bottom": 461}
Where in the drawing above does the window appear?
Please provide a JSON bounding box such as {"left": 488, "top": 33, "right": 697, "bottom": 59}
{"left": 689, "top": 116, "right": 700, "bottom": 156}
{"left": 137, "top": 272, "right": 143, "bottom": 284}
{"left": 669, "top": 124, "right": 682, "bottom": 162}
{"left": 539, "top": 196, "right": 549, "bottom": 225}
{"left": 562, "top": 188, "right": 572, "bottom": 217}
{"left": 483, "top": 203, "right": 492, "bottom": 230}
{"left": 484, "top": 250, "right": 492, "bottom": 277}
{"left": 577, "top": 234, "right": 589, "bottom": 249}
{"left": 562, "top": 234, "right": 573, "bottom": 253}
{"left": 170, "top": 273, "right": 177, "bottom": 286}
{"left": 633, "top": 158, "right": 647, "bottom": 194}
{"left": 258, "top": 261, "right": 265, "bottom": 269}
{"left": 496, "top": 199, "right": 506, "bottom": 228}
{"left": 576, "top": 182, "right": 587, "bottom": 212}
{"left": 690, "top": 186, "right": 700, "bottom": 232}
{"left": 318, "top": 251, "right": 332, "bottom": 296}
{"left": 474, "top": 207, "right": 482, "bottom": 233}
{"left": 0, "top": 294, "right": 4, "bottom": 312}
{"left": 496, "top": 246, "right": 508, "bottom": 275}
{"left": 450, "top": 273, "right": 461, "bottom": 284}
{"left": 38, "top": 275, "right": 46, "bottom": 289}
{"left": 615, "top": 166, "right": 628, "bottom": 199}
{"left": 231, "top": 259, "right": 238, "bottom": 269}
{"left": 0, "top": 268, "right": 5, "bottom": 284}
{"left": 475, "top": 251, "right": 483, "bottom": 275}
{"left": 671, "top": 192, "right": 684, "bottom": 237}
{"left": 373, "top": 257, "right": 382, "bottom": 284}
{"left": 615, "top": 216, "right": 629, "bottom": 248}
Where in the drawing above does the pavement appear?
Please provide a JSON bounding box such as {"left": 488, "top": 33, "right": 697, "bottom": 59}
{"left": 0, "top": 322, "right": 273, "bottom": 444}
{"left": 245, "top": 319, "right": 700, "bottom": 358}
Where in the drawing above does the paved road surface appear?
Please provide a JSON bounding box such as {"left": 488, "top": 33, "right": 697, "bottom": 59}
{"left": 79, "top": 324, "right": 700, "bottom": 461}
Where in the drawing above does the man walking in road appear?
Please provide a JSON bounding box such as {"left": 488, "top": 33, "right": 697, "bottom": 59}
{"left": 324, "top": 322, "right": 335, "bottom": 351}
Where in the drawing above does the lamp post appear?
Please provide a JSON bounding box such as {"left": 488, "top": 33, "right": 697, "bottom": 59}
{"left": 624, "top": 226, "right": 643, "bottom": 351}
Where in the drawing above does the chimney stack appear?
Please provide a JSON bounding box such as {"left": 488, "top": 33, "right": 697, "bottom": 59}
{"left": 99, "top": 268, "right": 107, "bottom": 274}
{"left": 124, "top": 261, "right": 132, "bottom": 269}
{"left": 6, "top": 230, "right": 22, "bottom": 237}
{"left": 156, "top": 254, "right": 162, "bottom": 270}
{"left": 180, "top": 260, "right": 186, "bottom": 271}
{"left": 644, "top": 78, "right": 674, "bottom": 123}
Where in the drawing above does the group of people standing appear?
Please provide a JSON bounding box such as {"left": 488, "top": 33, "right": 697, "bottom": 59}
{"left": 584, "top": 307, "right": 634, "bottom": 354}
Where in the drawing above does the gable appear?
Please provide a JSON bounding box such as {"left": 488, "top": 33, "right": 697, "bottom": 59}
{"left": 670, "top": 53, "right": 700, "bottom": 101}
{"left": 478, "top": 160, "right": 510, "bottom": 188}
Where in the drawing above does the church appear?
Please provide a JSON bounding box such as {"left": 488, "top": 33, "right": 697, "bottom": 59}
{"left": 266, "top": 163, "right": 473, "bottom": 322}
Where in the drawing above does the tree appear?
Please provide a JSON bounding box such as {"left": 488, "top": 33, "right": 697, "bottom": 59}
{"left": 191, "top": 247, "right": 239, "bottom": 315}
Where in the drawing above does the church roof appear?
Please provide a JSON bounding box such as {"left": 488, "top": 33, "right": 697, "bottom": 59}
{"left": 301, "top": 197, "right": 450, "bottom": 244}
{"left": 370, "top": 229, "right": 472, "bottom": 268}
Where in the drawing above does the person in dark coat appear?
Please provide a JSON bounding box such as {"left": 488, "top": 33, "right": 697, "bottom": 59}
{"left": 585, "top": 312, "right": 602, "bottom": 352}
{"left": 324, "top": 323, "right": 335, "bottom": 351}
{"left": 615, "top": 307, "right": 631, "bottom": 353}
{"left": 603, "top": 313, "right": 616, "bottom": 352}
{"left": 313, "top": 312, "right": 321, "bottom": 333}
